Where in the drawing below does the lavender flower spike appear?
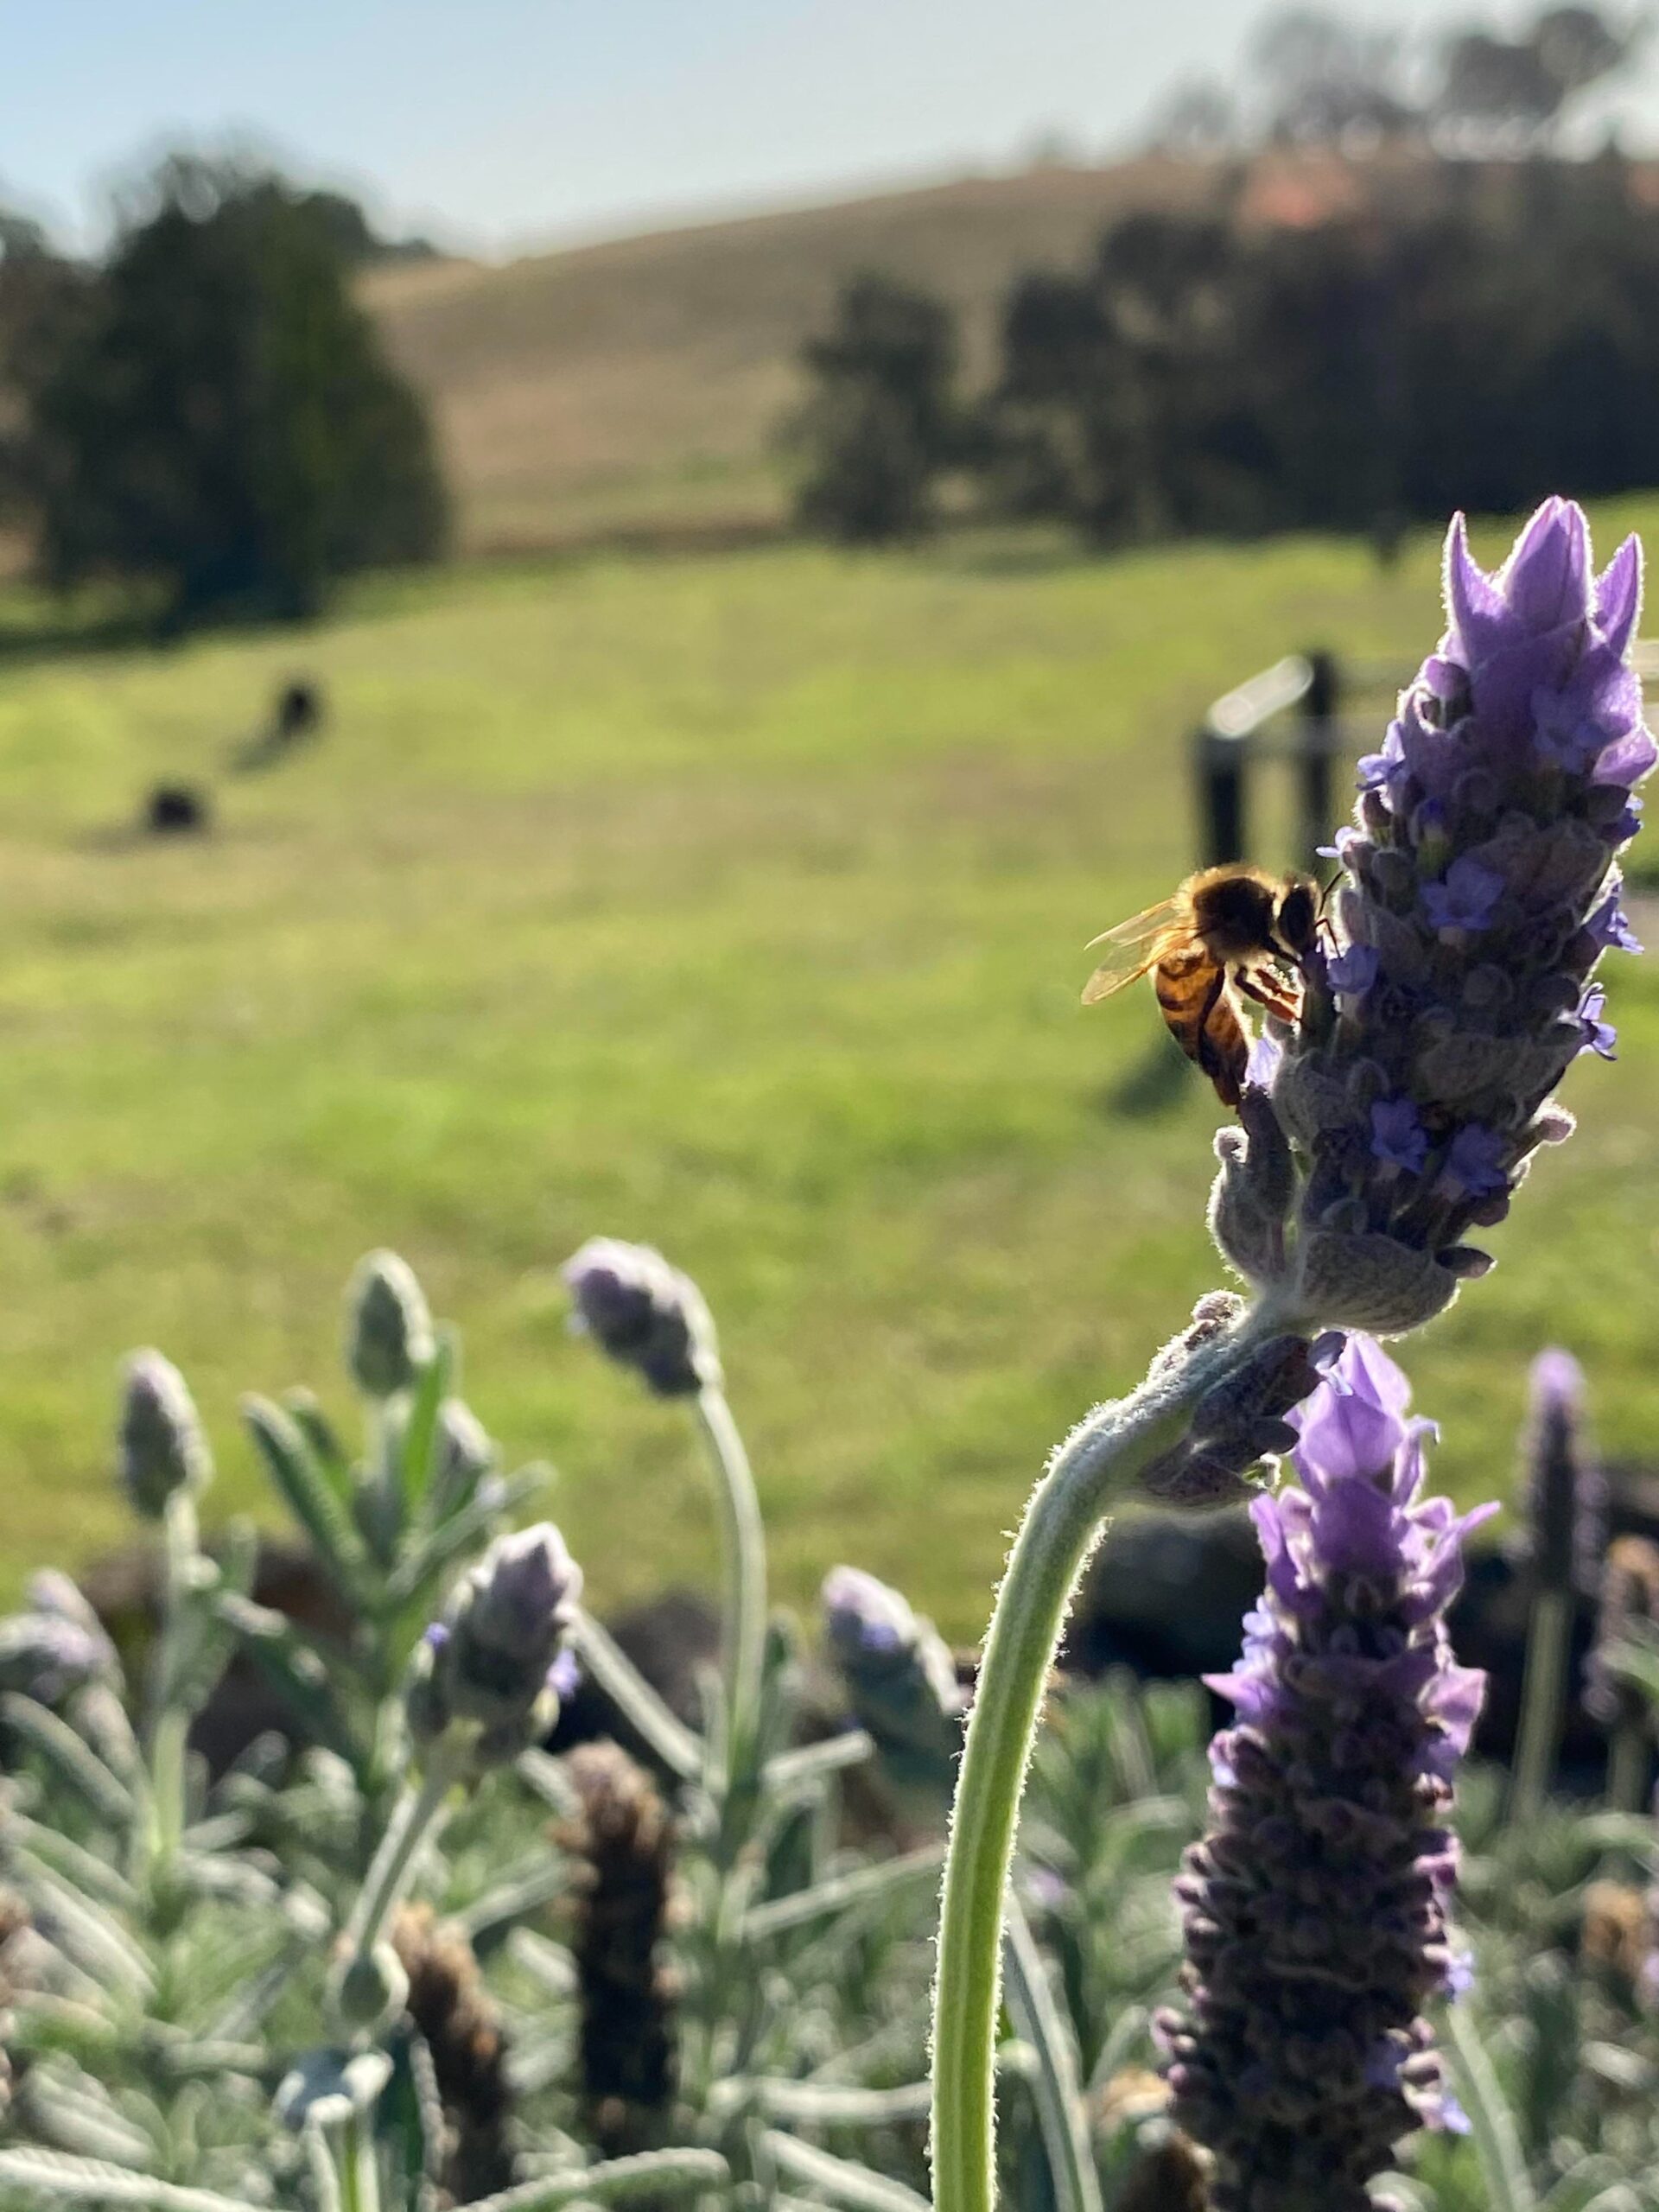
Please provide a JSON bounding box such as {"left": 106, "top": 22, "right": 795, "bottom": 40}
{"left": 563, "top": 1237, "right": 721, "bottom": 1397}
{"left": 1522, "top": 1346, "right": 1605, "bottom": 1598}
{"left": 1160, "top": 1336, "right": 1495, "bottom": 2211}
{"left": 1220, "top": 499, "right": 1652, "bottom": 1335}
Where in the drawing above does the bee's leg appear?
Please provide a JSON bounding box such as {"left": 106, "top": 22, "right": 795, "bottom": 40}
{"left": 1234, "top": 965, "right": 1301, "bottom": 1022}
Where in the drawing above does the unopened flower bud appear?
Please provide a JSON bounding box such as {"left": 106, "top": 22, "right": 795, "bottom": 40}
{"left": 1139, "top": 1332, "right": 1332, "bottom": 1512}
{"left": 118, "top": 1351, "right": 212, "bottom": 1520}
{"left": 329, "top": 1939, "right": 410, "bottom": 2035}
{"left": 823, "top": 1565, "right": 964, "bottom": 1806}
{"left": 435, "top": 1397, "right": 494, "bottom": 1506}
{"left": 346, "top": 1249, "right": 435, "bottom": 1398}
{"left": 562, "top": 1237, "right": 721, "bottom": 1396}
{"left": 1208, "top": 1089, "right": 1296, "bottom": 1288}
{"left": 410, "top": 1523, "right": 582, "bottom": 1768}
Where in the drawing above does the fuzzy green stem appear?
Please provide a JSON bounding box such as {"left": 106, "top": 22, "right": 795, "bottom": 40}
{"left": 928, "top": 1313, "right": 1272, "bottom": 2212}
{"left": 346, "top": 2107, "right": 382, "bottom": 2212}
{"left": 568, "top": 1609, "right": 702, "bottom": 1783}
{"left": 144, "top": 1489, "right": 202, "bottom": 1884}
{"left": 1608, "top": 1719, "right": 1649, "bottom": 1816}
{"left": 695, "top": 1386, "right": 767, "bottom": 1770}
{"left": 1510, "top": 1586, "right": 1573, "bottom": 1822}
{"left": 1002, "top": 1897, "right": 1102, "bottom": 2212}
{"left": 345, "top": 1753, "right": 457, "bottom": 1961}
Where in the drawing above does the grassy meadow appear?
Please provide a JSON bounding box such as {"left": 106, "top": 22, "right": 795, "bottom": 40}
{"left": 0, "top": 512, "right": 1656, "bottom": 1633}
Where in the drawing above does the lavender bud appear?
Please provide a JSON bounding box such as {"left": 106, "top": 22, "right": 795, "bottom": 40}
{"left": 1139, "top": 1333, "right": 1331, "bottom": 1512}
{"left": 1160, "top": 1336, "right": 1493, "bottom": 2209}
{"left": 822, "top": 1565, "right": 965, "bottom": 1806}
{"left": 0, "top": 1599, "right": 116, "bottom": 1707}
{"left": 1522, "top": 1347, "right": 1605, "bottom": 1598}
{"left": 1252, "top": 502, "right": 1653, "bottom": 1336}
{"left": 346, "top": 1250, "right": 435, "bottom": 1398}
{"left": 118, "top": 1351, "right": 212, "bottom": 1520}
{"left": 409, "top": 1523, "right": 581, "bottom": 1767}
{"left": 432, "top": 1396, "right": 495, "bottom": 1515}
{"left": 563, "top": 1237, "right": 721, "bottom": 1397}
{"left": 330, "top": 1939, "right": 410, "bottom": 2035}
{"left": 1209, "top": 1087, "right": 1297, "bottom": 1287}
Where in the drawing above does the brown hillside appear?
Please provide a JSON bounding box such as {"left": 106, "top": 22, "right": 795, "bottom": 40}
{"left": 361, "top": 157, "right": 1220, "bottom": 555}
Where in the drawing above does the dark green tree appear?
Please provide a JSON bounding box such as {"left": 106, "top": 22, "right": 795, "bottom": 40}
{"left": 26, "top": 158, "right": 447, "bottom": 626}
{"left": 792, "top": 272, "right": 961, "bottom": 543}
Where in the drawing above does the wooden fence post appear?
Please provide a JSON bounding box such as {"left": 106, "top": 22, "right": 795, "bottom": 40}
{"left": 1297, "top": 649, "right": 1340, "bottom": 868}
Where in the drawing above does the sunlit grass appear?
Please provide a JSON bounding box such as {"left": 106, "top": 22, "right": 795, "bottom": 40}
{"left": 0, "top": 508, "right": 1655, "bottom": 1631}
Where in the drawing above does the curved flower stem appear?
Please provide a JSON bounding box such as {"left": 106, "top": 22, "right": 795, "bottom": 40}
{"left": 694, "top": 1385, "right": 768, "bottom": 1774}
{"left": 345, "top": 1751, "right": 458, "bottom": 1960}
{"left": 928, "top": 1313, "right": 1274, "bottom": 2212}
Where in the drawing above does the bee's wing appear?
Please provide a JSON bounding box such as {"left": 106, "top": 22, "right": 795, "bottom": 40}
{"left": 1081, "top": 899, "right": 1181, "bottom": 1004}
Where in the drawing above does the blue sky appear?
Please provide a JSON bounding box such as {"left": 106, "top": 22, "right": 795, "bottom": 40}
{"left": 7, "top": 0, "right": 1657, "bottom": 257}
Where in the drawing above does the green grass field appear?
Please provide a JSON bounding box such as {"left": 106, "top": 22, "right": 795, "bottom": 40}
{"left": 0, "top": 511, "right": 1656, "bottom": 1635}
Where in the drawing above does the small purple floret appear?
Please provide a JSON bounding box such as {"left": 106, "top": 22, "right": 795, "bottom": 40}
{"left": 1586, "top": 892, "right": 1643, "bottom": 955}
{"left": 1325, "top": 943, "right": 1379, "bottom": 995}
{"left": 1440, "top": 1123, "right": 1510, "bottom": 1198}
{"left": 1370, "top": 1096, "right": 1428, "bottom": 1174}
{"left": 1421, "top": 855, "right": 1505, "bottom": 934}
{"left": 1576, "top": 982, "right": 1618, "bottom": 1060}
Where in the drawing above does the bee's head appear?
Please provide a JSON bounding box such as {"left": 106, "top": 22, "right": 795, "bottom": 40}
{"left": 1274, "top": 877, "right": 1319, "bottom": 957}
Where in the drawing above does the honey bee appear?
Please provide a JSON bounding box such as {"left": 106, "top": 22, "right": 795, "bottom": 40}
{"left": 1082, "top": 865, "right": 1319, "bottom": 1108}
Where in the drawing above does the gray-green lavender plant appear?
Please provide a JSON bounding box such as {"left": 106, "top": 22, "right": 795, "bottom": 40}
{"left": 0, "top": 1245, "right": 934, "bottom": 2211}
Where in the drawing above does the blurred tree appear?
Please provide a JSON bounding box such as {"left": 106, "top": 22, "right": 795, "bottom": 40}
{"left": 291, "top": 187, "right": 441, "bottom": 267}
{"left": 24, "top": 157, "right": 447, "bottom": 626}
{"left": 1143, "top": 79, "right": 1240, "bottom": 157}
{"left": 1247, "top": 8, "right": 1415, "bottom": 144}
{"left": 989, "top": 212, "right": 1273, "bottom": 544}
{"left": 1434, "top": 4, "right": 1646, "bottom": 149}
{"left": 979, "top": 155, "right": 1659, "bottom": 546}
{"left": 792, "top": 273, "right": 963, "bottom": 543}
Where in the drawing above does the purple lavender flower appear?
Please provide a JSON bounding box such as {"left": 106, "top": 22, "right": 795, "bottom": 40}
{"left": 563, "top": 1237, "right": 721, "bottom": 1397}
{"left": 1160, "top": 1337, "right": 1493, "bottom": 2211}
{"left": 1522, "top": 1348, "right": 1605, "bottom": 1599}
{"left": 408, "top": 1522, "right": 582, "bottom": 1766}
{"left": 1216, "top": 500, "right": 1653, "bottom": 1335}
{"left": 822, "top": 1565, "right": 965, "bottom": 1804}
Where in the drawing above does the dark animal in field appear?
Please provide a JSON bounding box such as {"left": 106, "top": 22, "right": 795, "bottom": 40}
{"left": 143, "top": 784, "right": 209, "bottom": 836}
{"left": 232, "top": 676, "right": 327, "bottom": 772}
